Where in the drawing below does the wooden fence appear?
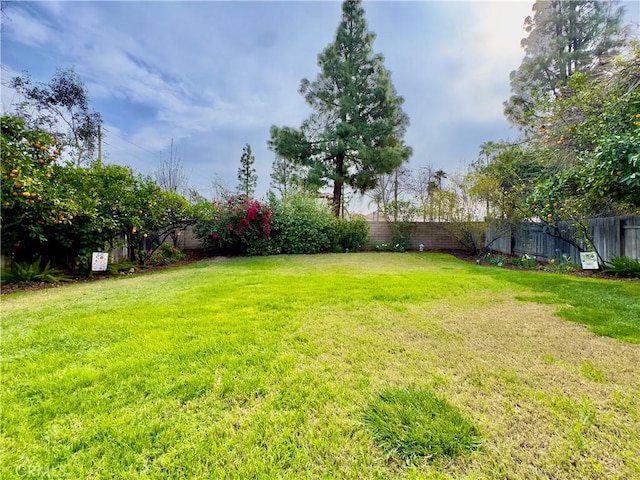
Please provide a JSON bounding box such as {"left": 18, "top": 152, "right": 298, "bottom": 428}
{"left": 487, "top": 215, "right": 640, "bottom": 264}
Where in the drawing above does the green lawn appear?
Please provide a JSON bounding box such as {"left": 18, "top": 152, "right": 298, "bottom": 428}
{"left": 1, "top": 253, "right": 639, "bottom": 479}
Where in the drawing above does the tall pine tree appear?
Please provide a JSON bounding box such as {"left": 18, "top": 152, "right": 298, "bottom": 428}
{"left": 269, "top": 0, "right": 411, "bottom": 216}
{"left": 504, "top": 0, "right": 625, "bottom": 129}
{"left": 236, "top": 144, "right": 257, "bottom": 198}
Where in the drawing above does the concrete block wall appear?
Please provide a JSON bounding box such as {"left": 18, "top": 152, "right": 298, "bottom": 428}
{"left": 174, "top": 226, "right": 203, "bottom": 250}
{"left": 367, "top": 222, "right": 470, "bottom": 251}
{"left": 176, "top": 222, "right": 470, "bottom": 252}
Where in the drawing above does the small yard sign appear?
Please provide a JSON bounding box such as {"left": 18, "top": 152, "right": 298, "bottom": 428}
{"left": 91, "top": 252, "right": 109, "bottom": 271}
{"left": 579, "top": 252, "right": 599, "bottom": 270}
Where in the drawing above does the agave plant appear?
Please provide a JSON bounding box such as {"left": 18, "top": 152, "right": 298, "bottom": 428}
{"left": 1, "top": 258, "right": 70, "bottom": 285}
{"left": 602, "top": 257, "right": 640, "bottom": 279}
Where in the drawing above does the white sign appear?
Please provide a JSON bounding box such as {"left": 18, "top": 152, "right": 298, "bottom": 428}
{"left": 580, "top": 252, "right": 599, "bottom": 270}
{"left": 91, "top": 252, "right": 109, "bottom": 271}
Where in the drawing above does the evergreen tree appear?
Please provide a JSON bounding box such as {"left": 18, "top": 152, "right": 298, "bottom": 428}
{"left": 269, "top": 0, "right": 411, "bottom": 216}
{"left": 504, "top": 0, "right": 625, "bottom": 129}
{"left": 236, "top": 144, "right": 257, "bottom": 198}
{"left": 270, "top": 155, "right": 302, "bottom": 200}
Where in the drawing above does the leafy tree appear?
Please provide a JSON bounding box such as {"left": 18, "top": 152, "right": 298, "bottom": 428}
{"left": 236, "top": 144, "right": 257, "bottom": 198}
{"left": 1, "top": 119, "right": 196, "bottom": 274}
{"left": 131, "top": 190, "right": 197, "bottom": 264}
{"left": 54, "top": 165, "right": 196, "bottom": 272}
{"left": 154, "top": 138, "right": 189, "bottom": 194}
{"left": 10, "top": 67, "right": 102, "bottom": 166}
{"left": 367, "top": 166, "right": 411, "bottom": 222}
{"left": 504, "top": 0, "right": 625, "bottom": 129}
{"left": 210, "top": 174, "right": 232, "bottom": 203}
{"left": 475, "top": 1, "right": 634, "bottom": 264}
{"left": 470, "top": 141, "right": 548, "bottom": 220}
{"left": 1, "top": 115, "right": 69, "bottom": 260}
{"left": 524, "top": 45, "right": 640, "bottom": 220}
{"left": 269, "top": 0, "right": 412, "bottom": 216}
{"left": 439, "top": 171, "right": 487, "bottom": 254}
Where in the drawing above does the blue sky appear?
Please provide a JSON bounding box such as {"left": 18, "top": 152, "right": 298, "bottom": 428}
{"left": 2, "top": 1, "right": 638, "bottom": 211}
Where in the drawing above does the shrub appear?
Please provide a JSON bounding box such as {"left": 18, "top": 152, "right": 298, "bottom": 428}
{"left": 602, "top": 256, "right": 640, "bottom": 278}
{"left": 335, "top": 216, "right": 369, "bottom": 252}
{"left": 147, "top": 244, "right": 187, "bottom": 266}
{"left": 194, "top": 196, "right": 272, "bottom": 256}
{"left": 1, "top": 258, "right": 69, "bottom": 284}
{"left": 269, "top": 195, "right": 336, "bottom": 254}
{"left": 482, "top": 251, "right": 507, "bottom": 266}
{"left": 390, "top": 228, "right": 411, "bottom": 252}
{"left": 510, "top": 253, "right": 537, "bottom": 268}
{"left": 372, "top": 242, "right": 393, "bottom": 252}
{"left": 542, "top": 249, "right": 579, "bottom": 273}
{"left": 106, "top": 261, "right": 137, "bottom": 275}
{"left": 363, "top": 387, "right": 482, "bottom": 465}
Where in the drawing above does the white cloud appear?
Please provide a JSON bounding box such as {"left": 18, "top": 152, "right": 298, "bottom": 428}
{"left": 1, "top": 65, "right": 23, "bottom": 113}
{"left": 1, "top": 4, "right": 52, "bottom": 47}
{"left": 0, "top": 0, "right": 559, "bottom": 205}
{"left": 434, "top": 1, "right": 533, "bottom": 124}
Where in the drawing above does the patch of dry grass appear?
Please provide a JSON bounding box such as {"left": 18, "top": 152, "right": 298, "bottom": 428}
{"left": 299, "top": 297, "right": 640, "bottom": 478}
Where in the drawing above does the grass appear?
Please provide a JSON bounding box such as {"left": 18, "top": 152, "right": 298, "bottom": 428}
{"left": 363, "top": 387, "right": 482, "bottom": 464}
{"left": 1, "top": 253, "right": 639, "bottom": 479}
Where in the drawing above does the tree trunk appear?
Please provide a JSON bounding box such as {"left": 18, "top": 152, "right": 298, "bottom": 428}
{"left": 332, "top": 153, "right": 344, "bottom": 217}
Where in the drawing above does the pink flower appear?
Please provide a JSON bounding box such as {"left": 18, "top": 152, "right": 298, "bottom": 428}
{"left": 226, "top": 224, "right": 234, "bottom": 232}
{"left": 211, "top": 232, "right": 218, "bottom": 240}
{"left": 247, "top": 205, "right": 258, "bottom": 220}
{"left": 238, "top": 218, "right": 250, "bottom": 235}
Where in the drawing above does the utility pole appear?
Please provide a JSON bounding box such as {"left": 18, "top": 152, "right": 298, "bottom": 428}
{"left": 97, "top": 124, "right": 103, "bottom": 163}
{"left": 393, "top": 168, "right": 399, "bottom": 222}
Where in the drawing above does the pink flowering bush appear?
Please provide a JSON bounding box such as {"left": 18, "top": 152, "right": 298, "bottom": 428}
{"left": 194, "top": 196, "right": 273, "bottom": 255}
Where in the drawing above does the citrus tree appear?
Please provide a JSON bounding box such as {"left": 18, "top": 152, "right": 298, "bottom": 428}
{"left": 1, "top": 115, "right": 73, "bottom": 261}
{"left": 2, "top": 116, "right": 196, "bottom": 274}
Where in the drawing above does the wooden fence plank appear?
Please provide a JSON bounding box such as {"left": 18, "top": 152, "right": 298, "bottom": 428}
{"left": 622, "top": 217, "right": 640, "bottom": 260}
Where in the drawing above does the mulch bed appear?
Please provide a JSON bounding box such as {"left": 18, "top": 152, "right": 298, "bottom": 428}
{"left": 0, "top": 249, "right": 209, "bottom": 296}
{"left": 450, "top": 251, "right": 637, "bottom": 282}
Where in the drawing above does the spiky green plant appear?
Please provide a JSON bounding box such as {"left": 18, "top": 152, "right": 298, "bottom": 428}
{"left": 1, "top": 258, "right": 69, "bottom": 284}
{"left": 602, "top": 257, "right": 640, "bottom": 278}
